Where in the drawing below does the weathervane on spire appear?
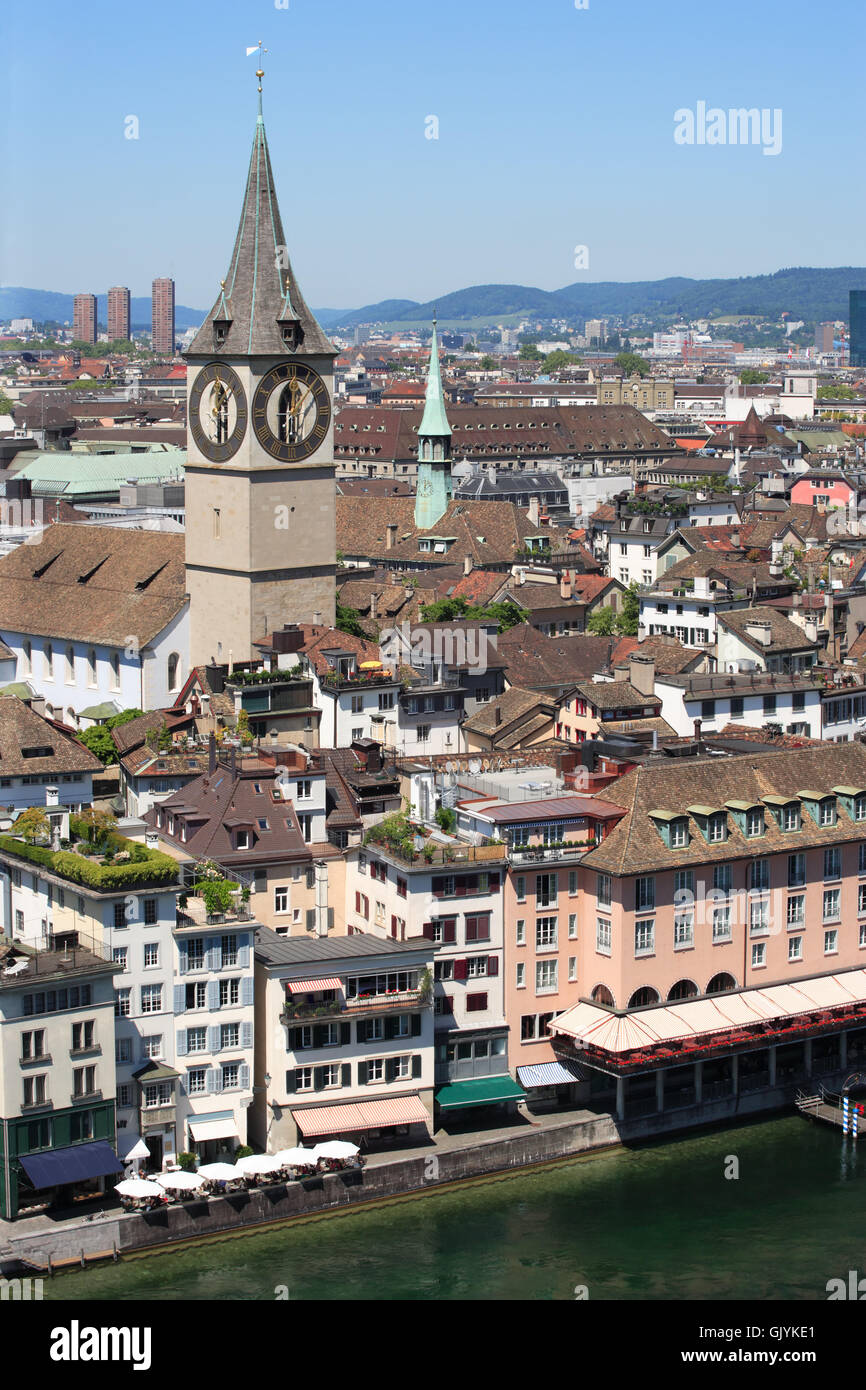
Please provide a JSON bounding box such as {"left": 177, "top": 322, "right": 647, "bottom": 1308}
{"left": 246, "top": 40, "right": 269, "bottom": 113}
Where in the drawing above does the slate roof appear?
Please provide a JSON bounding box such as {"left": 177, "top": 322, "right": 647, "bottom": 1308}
{"left": 256, "top": 925, "right": 429, "bottom": 968}
{"left": 583, "top": 743, "right": 866, "bottom": 876}
{"left": 187, "top": 112, "right": 334, "bottom": 360}
{"left": 462, "top": 686, "right": 555, "bottom": 739}
{"left": 146, "top": 760, "right": 314, "bottom": 865}
{"left": 0, "top": 695, "right": 102, "bottom": 777}
{"left": 0, "top": 523, "right": 187, "bottom": 645}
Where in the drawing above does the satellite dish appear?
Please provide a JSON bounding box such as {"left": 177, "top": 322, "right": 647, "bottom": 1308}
{"left": 468, "top": 759, "right": 482, "bottom": 775}
{"left": 445, "top": 761, "right": 454, "bottom": 773}
{"left": 448, "top": 771, "right": 457, "bottom": 787}
{"left": 482, "top": 760, "right": 491, "bottom": 771}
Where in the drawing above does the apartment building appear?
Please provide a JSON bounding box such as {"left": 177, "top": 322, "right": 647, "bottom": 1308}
{"left": 0, "top": 696, "right": 101, "bottom": 816}
{"left": 173, "top": 898, "right": 256, "bottom": 1162}
{"left": 251, "top": 929, "right": 435, "bottom": 1150}
{"left": 654, "top": 671, "right": 823, "bottom": 740}
{"left": 344, "top": 838, "right": 522, "bottom": 1116}
{"left": 549, "top": 743, "right": 866, "bottom": 1124}
{"left": 0, "top": 939, "right": 119, "bottom": 1219}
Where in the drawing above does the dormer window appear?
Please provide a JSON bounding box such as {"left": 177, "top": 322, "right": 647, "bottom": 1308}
{"left": 745, "top": 807, "right": 764, "bottom": 837}
{"left": 782, "top": 804, "right": 801, "bottom": 832}
{"left": 213, "top": 320, "right": 230, "bottom": 347}
{"left": 857, "top": 795, "right": 866, "bottom": 822}
{"left": 670, "top": 819, "right": 688, "bottom": 848}
{"left": 707, "top": 812, "right": 727, "bottom": 843}
{"left": 236, "top": 829, "right": 250, "bottom": 850}
{"left": 819, "top": 799, "right": 837, "bottom": 827}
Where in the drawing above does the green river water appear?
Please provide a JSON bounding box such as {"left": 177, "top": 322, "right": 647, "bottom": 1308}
{"left": 46, "top": 1116, "right": 866, "bottom": 1301}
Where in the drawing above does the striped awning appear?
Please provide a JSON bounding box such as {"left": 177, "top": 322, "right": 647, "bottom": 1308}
{"left": 517, "top": 1060, "right": 588, "bottom": 1088}
{"left": 293, "top": 1094, "right": 429, "bottom": 1136}
{"left": 286, "top": 977, "right": 343, "bottom": 995}
{"left": 550, "top": 967, "right": 866, "bottom": 1055}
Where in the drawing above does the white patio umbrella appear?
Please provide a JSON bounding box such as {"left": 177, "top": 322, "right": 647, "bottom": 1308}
{"left": 273, "top": 1148, "right": 314, "bottom": 1166}
{"left": 311, "top": 1140, "right": 360, "bottom": 1160}
{"left": 155, "top": 1170, "right": 203, "bottom": 1191}
{"left": 115, "top": 1178, "right": 163, "bottom": 1198}
{"left": 234, "top": 1153, "right": 285, "bottom": 1176}
{"left": 197, "top": 1162, "right": 241, "bottom": 1181}
{"left": 119, "top": 1137, "right": 150, "bottom": 1164}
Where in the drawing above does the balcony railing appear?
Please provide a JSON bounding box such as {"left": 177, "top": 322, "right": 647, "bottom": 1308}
{"left": 345, "top": 988, "right": 425, "bottom": 1011}
{"left": 321, "top": 669, "right": 397, "bottom": 689}
{"left": 281, "top": 988, "right": 429, "bottom": 1024}
{"left": 508, "top": 841, "right": 597, "bottom": 865}
{"left": 372, "top": 840, "right": 506, "bottom": 868}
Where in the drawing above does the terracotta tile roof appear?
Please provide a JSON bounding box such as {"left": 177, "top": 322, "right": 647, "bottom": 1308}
{"left": 574, "top": 680, "right": 660, "bottom": 711}
{"left": 0, "top": 523, "right": 186, "bottom": 646}
{"left": 626, "top": 635, "right": 706, "bottom": 674}
{"left": 583, "top": 743, "right": 866, "bottom": 876}
{"left": 497, "top": 625, "right": 620, "bottom": 691}
{"left": 336, "top": 496, "right": 561, "bottom": 568}
{"left": 717, "top": 605, "right": 819, "bottom": 655}
{"left": 462, "top": 686, "right": 555, "bottom": 740}
{"left": 111, "top": 710, "right": 168, "bottom": 755}
{"left": 0, "top": 695, "right": 102, "bottom": 777}
{"left": 146, "top": 759, "right": 312, "bottom": 864}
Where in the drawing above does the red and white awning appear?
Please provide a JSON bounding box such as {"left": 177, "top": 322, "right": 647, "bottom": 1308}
{"left": 285, "top": 977, "right": 343, "bottom": 995}
{"left": 293, "top": 1095, "right": 430, "bottom": 1136}
{"left": 551, "top": 968, "right": 866, "bottom": 1055}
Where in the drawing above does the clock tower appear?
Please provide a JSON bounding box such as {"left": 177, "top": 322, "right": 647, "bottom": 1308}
{"left": 414, "top": 318, "right": 453, "bottom": 530}
{"left": 184, "top": 76, "right": 337, "bottom": 666}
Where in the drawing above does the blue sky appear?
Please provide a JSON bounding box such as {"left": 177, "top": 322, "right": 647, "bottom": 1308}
{"left": 2, "top": 0, "right": 864, "bottom": 312}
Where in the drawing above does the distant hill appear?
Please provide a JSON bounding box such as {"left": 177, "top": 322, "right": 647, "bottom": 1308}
{"left": 329, "top": 267, "right": 866, "bottom": 329}
{"left": 5, "top": 267, "right": 866, "bottom": 336}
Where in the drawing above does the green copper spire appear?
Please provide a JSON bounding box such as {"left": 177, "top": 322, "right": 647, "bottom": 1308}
{"left": 414, "top": 317, "right": 453, "bottom": 530}
{"left": 418, "top": 318, "right": 452, "bottom": 439}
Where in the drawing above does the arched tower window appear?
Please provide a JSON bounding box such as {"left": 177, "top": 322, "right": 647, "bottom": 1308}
{"left": 167, "top": 652, "right": 180, "bottom": 692}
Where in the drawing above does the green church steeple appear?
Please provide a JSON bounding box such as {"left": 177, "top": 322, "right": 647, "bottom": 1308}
{"left": 414, "top": 318, "right": 453, "bottom": 529}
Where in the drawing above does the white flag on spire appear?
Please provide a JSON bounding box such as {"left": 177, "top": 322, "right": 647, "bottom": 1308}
{"left": 246, "top": 46, "right": 260, "bottom": 57}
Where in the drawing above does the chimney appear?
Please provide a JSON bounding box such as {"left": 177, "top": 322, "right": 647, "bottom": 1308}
{"left": 629, "top": 656, "right": 655, "bottom": 695}
{"left": 370, "top": 592, "right": 379, "bottom": 622}
{"left": 463, "top": 554, "right": 473, "bottom": 577}
{"left": 528, "top": 496, "right": 540, "bottom": 526}
{"left": 208, "top": 731, "right": 217, "bottom": 774}
{"left": 693, "top": 717, "right": 702, "bottom": 743}
{"left": 313, "top": 610, "right": 322, "bottom": 627}
{"left": 315, "top": 859, "right": 330, "bottom": 937}
{"left": 45, "top": 785, "right": 59, "bottom": 807}
{"left": 494, "top": 704, "right": 502, "bottom": 726}
{"left": 560, "top": 569, "right": 573, "bottom": 600}
{"left": 386, "top": 522, "right": 398, "bottom": 550}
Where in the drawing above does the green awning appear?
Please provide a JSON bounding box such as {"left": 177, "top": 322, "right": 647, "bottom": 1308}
{"left": 435, "top": 1076, "right": 526, "bottom": 1110}
{"left": 79, "top": 702, "right": 121, "bottom": 721}
{"left": 0, "top": 683, "right": 35, "bottom": 698}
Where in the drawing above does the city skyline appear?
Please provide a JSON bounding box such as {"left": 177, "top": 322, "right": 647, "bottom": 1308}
{"left": 3, "top": 0, "right": 865, "bottom": 313}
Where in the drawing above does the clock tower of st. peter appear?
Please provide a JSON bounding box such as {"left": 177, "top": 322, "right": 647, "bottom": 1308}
{"left": 184, "top": 69, "right": 337, "bottom": 666}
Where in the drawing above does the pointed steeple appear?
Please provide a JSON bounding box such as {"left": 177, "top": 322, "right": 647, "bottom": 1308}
{"left": 418, "top": 317, "right": 452, "bottom": 439}
{"left": 188, "top": 106, "right": 335, "bottom": 359}
{"left": 414, "top": 317, "right": 453, "bottom": 530}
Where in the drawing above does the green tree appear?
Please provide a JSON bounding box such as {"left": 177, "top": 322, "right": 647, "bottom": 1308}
{"left": 77, "top": 725, "right": 118, "bottom": 764}
{"left": 336, "top": 602, "right": 367, "bottom": 638}
{"left": 418, "top": 595, "right": 522, "bottom": 633}
{"left": 615, "top": 352, "right": 650, "bottom": 377}
{"left": 12, "top": 808, "right": 50, "bottom": 844}
{"left": 435, "top": 806, "right": 457, "bottom": 834}
{"left": 463, "top": 341, "right": 477, "bottom": 353}
{"left": 615, "top": 583, "right": 640, "bottom": 636}
{"left": 817, "top": 384, "right": 855, "bottom": 399}
{"left": 479, "top": 355, "right": 497, "bottom": 370}
{"left": 587, "top": 605, "right": 616, "bottom": 636}
{"left": 519, "top": 342, "right": 543, "bottom": 361}
{"left": 0, "top": 391, "right": 14, "bottom": 416}
{"left": 543, "top": 350, "right": 582, "bottom": 371}
{"left": 738, "top": 369, "right": 769, "bottom": 385}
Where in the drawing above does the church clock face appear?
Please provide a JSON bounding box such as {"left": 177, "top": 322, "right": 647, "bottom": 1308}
{"left": 251, "top": 361, "right": 331, "bottom": 462}
{"left": 189, "top": 363, "right": 248, "bottom": 462}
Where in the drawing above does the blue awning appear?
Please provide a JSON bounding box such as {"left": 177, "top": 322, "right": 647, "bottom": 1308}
{"left": 517, "top": 1060, "right": 588, "bottom": 1088}
{"left": 19, "top": 1141, "right": 123, "bottom": 1190}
